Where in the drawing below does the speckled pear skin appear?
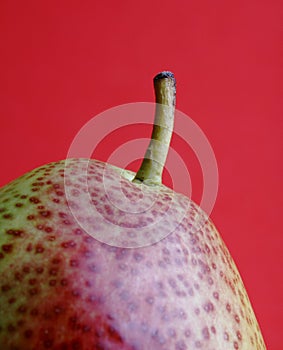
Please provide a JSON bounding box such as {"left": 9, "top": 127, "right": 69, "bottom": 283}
{"left": 0, "top": 159, "right": 265, "bottom": 350}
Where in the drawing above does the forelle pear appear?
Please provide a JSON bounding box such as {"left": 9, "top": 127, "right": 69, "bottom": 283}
{"left": 0, "top": 72, "right": 266, "bottom": 349}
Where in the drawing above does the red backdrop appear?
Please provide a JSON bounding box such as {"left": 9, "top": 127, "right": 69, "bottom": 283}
{"left": 0, "top": 1, "right": 282, "bottom": 348}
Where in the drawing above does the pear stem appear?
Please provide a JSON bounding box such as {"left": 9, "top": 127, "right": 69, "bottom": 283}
{"left": 133, "top": 71, "right": 176, "bottom": 185}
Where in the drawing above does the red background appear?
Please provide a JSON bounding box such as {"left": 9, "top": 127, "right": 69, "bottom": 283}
{"left": 0, "top": 1, "right": 282, "bottom": 348}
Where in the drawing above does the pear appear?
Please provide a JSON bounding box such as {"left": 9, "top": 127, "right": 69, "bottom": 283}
{"left": 0, "top": 72, "right": 266, "bottom": 349}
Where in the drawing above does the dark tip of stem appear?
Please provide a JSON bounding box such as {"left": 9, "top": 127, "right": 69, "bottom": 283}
{"left": 154, "top": 71, "right": 175, "bottom": 81}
